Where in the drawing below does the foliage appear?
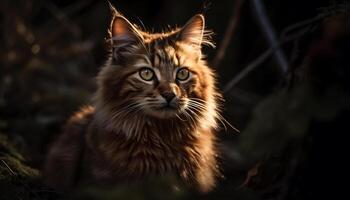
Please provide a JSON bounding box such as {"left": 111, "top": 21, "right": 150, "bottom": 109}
{"left": 0, "top": 134, "right": 59, "bottom": 200}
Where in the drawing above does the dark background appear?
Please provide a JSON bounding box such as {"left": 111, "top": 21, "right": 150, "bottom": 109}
{"left": 0, "top": 0, "right": 349, "bottom": 199}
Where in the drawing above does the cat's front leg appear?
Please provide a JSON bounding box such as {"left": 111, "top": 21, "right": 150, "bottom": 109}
{"left": 44, "top": 128, "right": 84, "bottom": 191}
{"left": 44, "top": 106, "right": 94, "bottom": 191}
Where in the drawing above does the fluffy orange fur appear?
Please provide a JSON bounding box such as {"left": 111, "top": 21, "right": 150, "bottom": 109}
{"left": 45, "top": 7, "right": 222, "bottom": 193}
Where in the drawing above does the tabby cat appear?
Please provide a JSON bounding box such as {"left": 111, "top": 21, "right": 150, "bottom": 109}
{"left": 45, "top": 6, "right": 222, "bottom": 193}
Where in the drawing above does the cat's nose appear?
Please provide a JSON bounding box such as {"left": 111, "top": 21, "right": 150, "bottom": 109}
{"left": 161, "top": 92, "right": 176, "bottom": 103}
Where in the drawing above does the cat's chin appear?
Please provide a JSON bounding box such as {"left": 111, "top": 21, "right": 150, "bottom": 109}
{"left": 145, "top": 107, "right": 181, "bottom": 119}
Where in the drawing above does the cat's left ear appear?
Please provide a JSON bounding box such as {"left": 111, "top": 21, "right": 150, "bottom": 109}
{"left": 177, "top": 14, "right": 205, "bottom": 49}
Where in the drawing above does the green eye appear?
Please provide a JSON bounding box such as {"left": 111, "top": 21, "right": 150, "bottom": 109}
{"left": 176, "top": 68, "right": 190, "bottom": 81}
{"left": 139, "top": 68, "right": 154, "bottom": 81}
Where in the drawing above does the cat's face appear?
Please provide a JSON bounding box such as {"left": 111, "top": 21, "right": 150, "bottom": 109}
{"left": 123, "top": 43, "right": 204, "bottom": 118}
{"left": 97, "top": 12, "right": 216, "bottom": 120}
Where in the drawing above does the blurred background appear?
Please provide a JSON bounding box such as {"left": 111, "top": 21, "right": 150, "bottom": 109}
{"left": 1, "top": 0, "right": 349, "bottom": 199}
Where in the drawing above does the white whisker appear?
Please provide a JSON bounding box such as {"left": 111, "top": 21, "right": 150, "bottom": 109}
{"left": 176, "top": 114, "right": 187, "bottom": 121}
{"left": 189, "top": 98, "right": 239, "bottom": 133}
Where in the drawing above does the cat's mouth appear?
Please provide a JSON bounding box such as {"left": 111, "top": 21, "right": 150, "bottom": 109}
{"left": 139, "top": 98, "right": 189, "bottom": 119}
{"left": 146, "top": 103, "right": 185, "bottom": 118}
{"left": 159, "top": 103, "right": 178, "bottom": 110}
{"left": 153, "top": 104, "right": 179, "bottom": 113}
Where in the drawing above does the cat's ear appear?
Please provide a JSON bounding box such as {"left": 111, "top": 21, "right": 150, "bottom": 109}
{"left": 111, "top": 15, "right": 142, "bottom": 43}
{"left": 177, "top": 14, "right": 205, "bottom": 49}
{"left": 109, "top": 6, "right": 143, "bottom": 57}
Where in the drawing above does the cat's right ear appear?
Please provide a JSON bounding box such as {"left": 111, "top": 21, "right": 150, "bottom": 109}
{"left": 109, "top": 6, "right": 143, "bottom": 59}
{"left": 110, "top": 15, "right": 142, "bottom": 43}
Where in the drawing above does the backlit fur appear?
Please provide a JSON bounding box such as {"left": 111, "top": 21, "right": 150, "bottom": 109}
{"left": 45, "top": 8, "right": 222, "bottom": 193}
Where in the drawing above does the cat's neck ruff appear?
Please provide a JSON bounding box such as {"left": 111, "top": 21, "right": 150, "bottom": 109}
{"left": 94, "top": 101, "right": 218, "bottom": 141}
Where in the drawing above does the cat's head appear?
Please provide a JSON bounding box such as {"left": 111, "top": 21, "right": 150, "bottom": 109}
{"left": 95, "top": 8, "right": 219, "bottom": 123}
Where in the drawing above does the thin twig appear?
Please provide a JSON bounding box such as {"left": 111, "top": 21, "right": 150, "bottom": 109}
{"left": 39, "top": 0, "right": 95, "bottom": 32}
{"left": 212, "top": 0, "right": 246, "bottom": 68}
{"left": 44, "top": 2, "right": 82, "bottom": 37}
{"left": 1, "top": 159, "right": 43, "bottom": 199}
{"left": 1, "top": 159, "right": 16, "bottom": 176}
{"left": 223, "top": 13, "right": 325, "bottom": 93}
{"left": 250, "top": 0, "right": 289, "bottom": 73}
{"left": 223, "top": 43, "right": 279, "bottom": 93}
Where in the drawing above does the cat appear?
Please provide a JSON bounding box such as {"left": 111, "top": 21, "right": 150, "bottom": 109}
{"left": 44, "top": 6, "right": 222, "bottom": 193}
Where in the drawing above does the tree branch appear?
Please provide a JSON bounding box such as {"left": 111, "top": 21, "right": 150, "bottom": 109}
{"left": 212, "top": 0, "right": 246, "bottom": 68}
{"left": 250, "top": 0, "right": 289, "bottom": 73}
{"left": 223, "top": 13, "right": 324, "bottom": 93}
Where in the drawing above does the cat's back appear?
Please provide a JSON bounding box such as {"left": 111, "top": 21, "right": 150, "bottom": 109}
{"left": 44, "top": 106, "right": 95, "bottom": 191}
{"left": 65, "top": 106, "right": 95, "bottom": 132}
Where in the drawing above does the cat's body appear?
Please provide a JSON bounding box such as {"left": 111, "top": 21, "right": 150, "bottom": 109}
{"left": 45, "top": 7, "right": 222, "bottom": 193}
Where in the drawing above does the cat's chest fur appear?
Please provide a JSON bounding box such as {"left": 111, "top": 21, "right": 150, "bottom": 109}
{"left": 85, "top": 117, "right": 205, "bottom": 182}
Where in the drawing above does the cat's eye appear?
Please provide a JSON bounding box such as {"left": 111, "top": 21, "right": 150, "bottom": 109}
{"left": 139, "top": 68, "right": 155, "bottom": 81}
{"left": 176, "top": 68, "right": 190, "bottom": 81}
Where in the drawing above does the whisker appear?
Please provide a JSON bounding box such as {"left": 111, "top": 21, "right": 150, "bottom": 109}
{"left": 176, "top": 114, "right": 187, "bottom": 121}
{"left": 189, "top": 105, "right": 226, "bottom": 131}
{"left": 183, "top": 108, "right": 197, "bottom": 124}
{"left": 111, "top": 101, "right": 150, "bottom": 120}
{"left": 111, "top": 102, "right": 139, "bottom": 119}
{"left": 189, "top": 98, "right": 207, "bottom": 103}
{"left": 189, "top": 99, "right": 240, "bottom": 133}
